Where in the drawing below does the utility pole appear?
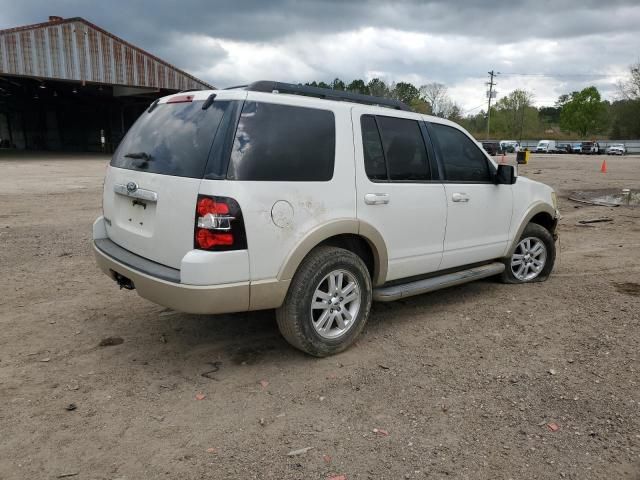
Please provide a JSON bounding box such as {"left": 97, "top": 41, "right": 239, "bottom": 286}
{"left": 486, "top": 70, "right": 498, "bottom": 139}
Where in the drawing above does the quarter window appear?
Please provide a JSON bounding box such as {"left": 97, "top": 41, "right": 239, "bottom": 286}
{"left": 360, "top": 115, "right": 431, "bottom": 182}
{"left": 227, "top": 102, "right": 335, "bottom": 181}
{"left": 430, "top": 123, "right": 491, "bottom": 182}
{"left": 361, "top": 116, "right": 387, "bottom": 180}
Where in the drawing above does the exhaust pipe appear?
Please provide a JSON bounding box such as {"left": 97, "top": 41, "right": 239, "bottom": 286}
{"left": 112, "top": 271, "right": 135, "bottom": 290}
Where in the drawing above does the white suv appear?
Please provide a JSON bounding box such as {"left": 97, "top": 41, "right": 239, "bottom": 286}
{"left": 93, "top": 81, "right": 559, "bottom": 356}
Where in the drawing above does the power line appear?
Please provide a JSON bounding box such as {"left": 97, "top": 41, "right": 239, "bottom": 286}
{"left": 463, "top": 103, "right": 486, "bottom": 113}
{"left": 500, "top": 72, "right": 625, "bottom": 78}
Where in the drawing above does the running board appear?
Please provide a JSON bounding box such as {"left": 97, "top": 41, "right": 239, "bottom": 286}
{"left": 373, "top": 262, "right": 505, "bottom": 302}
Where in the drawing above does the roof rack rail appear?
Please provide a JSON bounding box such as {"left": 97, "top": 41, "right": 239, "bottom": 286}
{"left": 245, "top": 81, "right": 412, "bottom": 111}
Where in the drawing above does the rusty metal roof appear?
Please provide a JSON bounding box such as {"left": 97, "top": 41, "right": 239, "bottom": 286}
{"left": 0, "top": 17, "right": 213, "bottom": 91}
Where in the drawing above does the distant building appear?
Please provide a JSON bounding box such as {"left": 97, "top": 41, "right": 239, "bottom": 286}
{"left": 0, "top": 16, "right": 213, "bottom": 152}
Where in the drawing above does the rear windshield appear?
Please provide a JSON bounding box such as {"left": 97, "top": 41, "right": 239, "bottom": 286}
{"left": 111, "top": 100, "right": 229, "bottom": 178}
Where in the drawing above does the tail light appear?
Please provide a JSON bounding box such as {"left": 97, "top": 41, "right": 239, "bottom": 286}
{"left": 194, "top": 195, "right": 247, "bottom": 251}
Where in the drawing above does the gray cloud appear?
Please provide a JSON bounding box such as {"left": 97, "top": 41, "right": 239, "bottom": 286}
{"left": 2, "top": 1, "right": 638, "bottom": 109}
{"left": 4, "top": 0, "right": 639, "bottom": 42}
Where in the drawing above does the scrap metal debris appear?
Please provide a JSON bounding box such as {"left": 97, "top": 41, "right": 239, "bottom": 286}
{"left": 578, "top": 218, "right": 613, "bottom": 224}
{"left": 98, "top": 336, "right": 124, "bottom": 347}
{"left": 287, "top": 446, "right": 313, "bottom": 456}
{"left": 201, "top": 361, "right": 222, "bottom": 380}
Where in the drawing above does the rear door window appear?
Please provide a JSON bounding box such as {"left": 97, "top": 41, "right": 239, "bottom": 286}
{"left": 227, "top": 101, "right": 335, "bottom": 181}
{"left": 111, "top": 100, "right": 229, "bottom": 178}
{"left": 360, "top": 114, "right": 431, "bottom": 182}
{"left": 429, "top": 123, "right": 491, "bottom": 182}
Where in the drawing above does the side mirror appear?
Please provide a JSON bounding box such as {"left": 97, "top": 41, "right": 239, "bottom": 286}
{"left": 495, "top": 164, "right": 517, "bottom": 185}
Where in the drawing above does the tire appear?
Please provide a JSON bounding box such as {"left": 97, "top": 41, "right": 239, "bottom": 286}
{"left": 500, "top": 222, "right": 555, "bottom": 284}
{"left": 276, "top": 246, "right": 372, "bottom": 357}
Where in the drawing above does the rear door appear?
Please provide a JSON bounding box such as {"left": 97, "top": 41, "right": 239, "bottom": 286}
{"left": 103, "top": 93, "right": 241, "bottom": 269}
{"left": 353, "top": 108, "right": 446, "bottom": 282}
{"left": 427, "top": 121, "right": 513, "bottom": 270}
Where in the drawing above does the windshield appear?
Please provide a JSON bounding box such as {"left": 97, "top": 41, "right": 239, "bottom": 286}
{"left": 111, "top": 100, "right": 230, "bottom": 178}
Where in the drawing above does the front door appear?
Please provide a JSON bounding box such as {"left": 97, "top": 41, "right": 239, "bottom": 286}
{"left": 427, "top": 122, "right": 513, "bottom": 270}
{"left": 352, "top": 108, "right": 447, "bottom": 283}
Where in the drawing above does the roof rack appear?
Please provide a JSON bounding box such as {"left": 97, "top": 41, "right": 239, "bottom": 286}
{"left": 223, "top": 84, "right": 249, "bottom": 90}
{"left": 245, "top": 81, "right": 412, "bottom": 111}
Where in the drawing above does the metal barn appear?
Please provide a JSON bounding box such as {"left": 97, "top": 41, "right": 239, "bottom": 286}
{"left": 0, "top": 16, "right": 213, "bottom": 152}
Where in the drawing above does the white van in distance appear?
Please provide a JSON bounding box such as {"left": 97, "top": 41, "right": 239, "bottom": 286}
{"left": 535, "top": 140, "right": 556, "bottom": 153}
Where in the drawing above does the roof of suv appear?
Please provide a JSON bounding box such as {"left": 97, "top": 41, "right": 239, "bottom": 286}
{"left": 156, "top": 82, "right": 464, "bottom": 129}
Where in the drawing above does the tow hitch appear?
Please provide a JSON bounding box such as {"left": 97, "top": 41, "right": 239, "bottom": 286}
{"left": 112, "top": 271, "right": 135, "bottom": 290}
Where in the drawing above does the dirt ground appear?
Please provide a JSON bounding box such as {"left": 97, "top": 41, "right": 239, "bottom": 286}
{"left": 0, "top": 151, "right": 639, "bottom": 480}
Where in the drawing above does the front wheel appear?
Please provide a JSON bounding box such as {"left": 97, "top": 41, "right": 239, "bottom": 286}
{"left": 500, "top": 223, "right": 555, "bottom": 284}
{"left": 276, "top": 246, "right": 372, "bottom": 357}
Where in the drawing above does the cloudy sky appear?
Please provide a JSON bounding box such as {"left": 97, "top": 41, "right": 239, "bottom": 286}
{"left": 2, "top": 1, "right": 639, "bottom": 112}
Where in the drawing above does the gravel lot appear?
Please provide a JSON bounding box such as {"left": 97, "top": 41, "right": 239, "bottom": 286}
{"left": 0, "top": 151, "right": 639, "bottom": 480}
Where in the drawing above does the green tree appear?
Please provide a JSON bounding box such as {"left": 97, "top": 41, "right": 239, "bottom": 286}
{"left": 539, "top": 106, "right": 560, "bottom": 125}
{"left": 491, "top": 89, "right": 538, "bottom": 139}
{"left": 410, "top": 98, "right": 432, "bottom": 114}
{"left": 367, "top": 78, "right": 389, "bottom": 98}
{"left": 331, "top": 78, "right": 346, "bottom": 91}
{"left": 559, "top": 86, "right": 609, "bottom": 137}
{"left": 609, "top": 99, "right": 640, "bottom": 138}
{"left": 346, "top": 79, "right": 369, "bottom": 95}
{"left": 391, "top": 82, "right": 420, "bottom": 105}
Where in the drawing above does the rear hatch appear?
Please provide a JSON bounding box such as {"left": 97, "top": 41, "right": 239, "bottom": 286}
{"left": 102, "top": 93, "right": 240, "bottom": 269}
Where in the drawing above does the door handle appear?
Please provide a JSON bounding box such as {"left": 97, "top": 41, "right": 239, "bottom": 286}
{"left": 364, "top": 193, "right": 390, "bottom": 205}
{"left": 452, "top": 192, "right": 470, "bottom": 203}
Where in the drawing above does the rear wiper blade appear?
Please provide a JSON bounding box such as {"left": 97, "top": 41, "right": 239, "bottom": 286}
{"left": 124, "top": 152, "right": 152, "bottom": 161}
{"left": 202, "top": 93, "right": 216, "bottom": 110}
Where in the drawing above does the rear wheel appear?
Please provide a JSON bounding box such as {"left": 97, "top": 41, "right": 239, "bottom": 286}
{"left": 500, "top": 223, "right": 555, "bottom": 284}
{"left": 276, "top": 246, "right": 372, "bottom": 357}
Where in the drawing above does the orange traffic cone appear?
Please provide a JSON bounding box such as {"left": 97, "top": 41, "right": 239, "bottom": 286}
{"left": 600, "top": 159, "right": 607, "bottom": 173}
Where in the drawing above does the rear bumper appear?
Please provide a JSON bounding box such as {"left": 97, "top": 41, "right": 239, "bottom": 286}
{"left": 93, "top": 239, "right": 250, "bottom": 314}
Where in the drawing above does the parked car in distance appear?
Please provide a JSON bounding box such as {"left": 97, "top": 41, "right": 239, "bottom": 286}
{"left": 93, "top": 81, "right": 559, "bottom": 357}
{"left": 481, "top": 141, "right": 500, "bottom": 156}
{"left": 535, "top": 140, "right": 557, "bottom": 153}
{"left": 552, "top": 143, "right": 572, "bottom": 154}
{"left": 607, "top": 144, "right": 627, "bottom": 155}
{"left": 499, "top": 140, "right": 520, "bottom": 153}
{"left": 571, "top": 143, "right": 582, "bottom": 153}
{"left": 581, "top": 141, "right": 604, "bottom": 154}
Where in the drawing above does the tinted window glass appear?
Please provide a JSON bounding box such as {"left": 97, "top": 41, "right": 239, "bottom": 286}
{"left": 431, "top": 123, "right": 491, "bottom": 182}
{"left": 227, "top": 102, "right": 335, "bottom": 181}
{"left": 111, "top": 100, "right": 229, "bottom": 178}
{"left": 361, "top": 116, "right": 387, "bottom": 181}
{"left": 376, "top": 116, "right": 430, "bottom": 181}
